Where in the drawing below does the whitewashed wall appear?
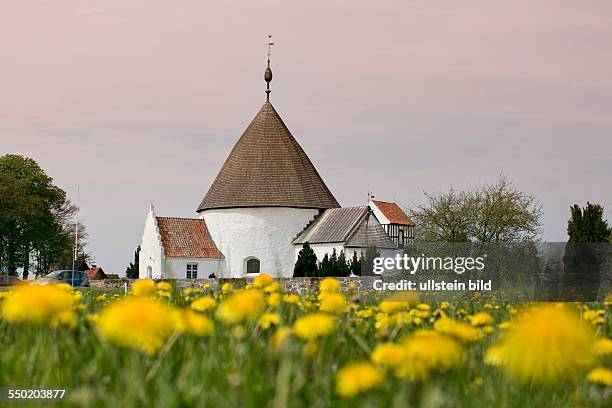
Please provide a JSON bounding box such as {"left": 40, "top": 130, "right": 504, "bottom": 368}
{"left": 139, "top": 207, "right": 164, "bottom": 279}
{"left": 297, "top": 243, "right": 345, "bottom": 263}
{"left": 201, "top": 207, "right": 319, "bottom": 278}
{"left": 164, "top": 257, "right": 225, "bottom": 279}
{"left": 368, "top": 200, "right": 390, "bottom": 225}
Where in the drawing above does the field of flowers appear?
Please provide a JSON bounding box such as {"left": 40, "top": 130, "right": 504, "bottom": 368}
{"left": 1, "top": 275, "right": 611, "bottom": 407}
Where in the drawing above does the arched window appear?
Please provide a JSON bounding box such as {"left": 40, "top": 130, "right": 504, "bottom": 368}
{"left": 146, "top": 266, "right": 152, "bottom": 279}
{"left": 246, "top": 258, "right": 260, "bottom": 274}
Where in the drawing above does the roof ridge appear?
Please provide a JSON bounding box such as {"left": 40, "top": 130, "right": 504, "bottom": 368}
{"left": 344, "top": 209, "right": 372, "bottom": 243}
{"left": 156, "top": 216, "right": 203, "bottom": 221}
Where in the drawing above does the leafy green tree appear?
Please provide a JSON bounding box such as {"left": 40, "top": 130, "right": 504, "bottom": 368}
{"left": 0, "top": 155, "right": 89, "bottom": 278}
{"left": 293, "top": 243, "right": 318, "bottom": 277}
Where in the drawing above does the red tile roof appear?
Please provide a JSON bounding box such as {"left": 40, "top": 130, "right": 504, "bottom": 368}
{"left": 156, "top": 217, "right": 224, "bottom": 259}
{"left": 86, "top": 267, "right": 106, "bottom": 280}
{"left": 371, "top": 200, "right": 414, "bottom": 226}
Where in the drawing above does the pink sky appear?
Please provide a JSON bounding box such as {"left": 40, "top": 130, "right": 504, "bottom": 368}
{"left": 1, "top": 1, "right": 611, "bottom": 274}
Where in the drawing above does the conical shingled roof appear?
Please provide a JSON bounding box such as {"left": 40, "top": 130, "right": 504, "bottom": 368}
{"left": 197, "top": 102, "right": 339, "bottom": 211}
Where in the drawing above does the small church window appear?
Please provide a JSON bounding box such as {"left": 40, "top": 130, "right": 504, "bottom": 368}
{"left": 186, "top": 263, "right": 198, "bottom": 279}
{"left": 246, "top": 258, "right": 260, "bottom": 274}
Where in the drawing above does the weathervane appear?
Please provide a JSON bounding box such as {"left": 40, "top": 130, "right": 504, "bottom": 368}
{"left": 265, "top": 35, "right": 274, "bottom": 101}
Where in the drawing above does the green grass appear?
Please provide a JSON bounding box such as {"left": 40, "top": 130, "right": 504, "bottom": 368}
{"left": 0, "top": 288, "right": 610, "bottom": 407}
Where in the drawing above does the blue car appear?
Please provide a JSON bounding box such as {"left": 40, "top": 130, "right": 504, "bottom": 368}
{"left": 39, "top": 270, "right": 90, "bottom": 287}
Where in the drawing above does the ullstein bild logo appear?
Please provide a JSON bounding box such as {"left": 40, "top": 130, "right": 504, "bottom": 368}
{"left": 372, "top": 254, "right": 487, "bottom": 275}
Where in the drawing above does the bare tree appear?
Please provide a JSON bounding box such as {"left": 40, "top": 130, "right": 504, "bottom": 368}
{"left": 410, "top": 176, "right": 541, "bottom": 242}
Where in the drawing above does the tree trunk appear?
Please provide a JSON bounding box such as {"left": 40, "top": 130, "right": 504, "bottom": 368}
{"left": 22, "top": 247, "right": 30, "bottom": 280}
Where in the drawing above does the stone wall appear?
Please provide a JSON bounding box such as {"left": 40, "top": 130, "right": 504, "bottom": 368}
{"left": 90, "top": 276, "right": 379, "bottom": 293}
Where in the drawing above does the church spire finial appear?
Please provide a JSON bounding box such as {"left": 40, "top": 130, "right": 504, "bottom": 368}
{"left": 264, "top": 35, "right": 274, "bottom": 102}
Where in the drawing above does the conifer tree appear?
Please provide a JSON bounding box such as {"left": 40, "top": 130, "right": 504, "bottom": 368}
{"left": 293, "top": 243, "right": 318, "bottom": 277}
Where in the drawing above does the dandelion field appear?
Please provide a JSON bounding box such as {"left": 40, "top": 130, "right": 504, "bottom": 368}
{"left": 1, "top": 277, "right": 611, "bottom": 407}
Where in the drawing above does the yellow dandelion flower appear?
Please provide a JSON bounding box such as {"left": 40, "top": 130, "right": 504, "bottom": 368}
{"left": 485, "top": 305, "right": 595, "bottom": 384}
{"left": 216, "top": 289, "right": 266, "bottom": 324}
{"left": 174, "top": 309, "right": 214, "bottom": 337}
{"left": 263, "top": 281, "right": 282, "bottom": 293}
{"left": 253, "top": 273, "right": 274, "bottom": 288}
{"left": 95, "top": 294, "right": 107, "bottom": 302}
{"left": 1, "top": 284, "right": 76, "bottom": 327}
{"left": 416, "top": 303, "right": 430, "bottom": 311}
{"left": 440, "top": 301, "right": 450, "bottom": 310}
{"left": 156, "top": 281, "right": 172, "bottom": 291}
{"left": 302, "top": 300, "right": 316, "bottom": 311}
{"left": 283, "top": 294, "right": 301, "bottom": 305}
{"left": 379, "top": 301, "right": 410, "bottom": 314}
{"left": 583, "top": 309, "right": 606, "bottom": 325}
{"left": 191, "top": 296, "right": 217, "bottom": 312}
{"left": 371, "top": 342, "right": 408, "bottom": 369}
{"left": 469, "top": 312, "right": 494, "bottom": 326}
{"left": 357, "top": 309, "right": 374, "bottom": 318}
{"left": 391, "top": 311, "right": 412, "bottom": 327}
{"left": 592, "top": 337, "right": 612, "bottom": 357}
{"left": 97, "top": 297, "right": 176, "bottom": 354}
{"left": 267, "top": 292, "right": 281, "bottom": 308}
{"left": 259, "top": 312, "right": 280, "bottom": 330}
{"left": 410, "top": 309, "right": 430, "bottom": 319}
{"left": 375, "top": 313, "right": 393, "bottom": 331}
{"left": 483, "top": 326, "right": 494, "bottom": 334}
{"left": 434, "top": 318, "right": 482, "bottom": 343}
{"left": 271, "top": 326, "right": 292, "bottom": 351}
{"left": 157, "top": 290, "right": 171, "bottom": 298}
{"left": 182, "top": 287, "right": 200, "bottom": 296}
{"left": 319, "top": 292, "right": 347, "bottom": 313}
{"left": 71, "top": 290, "right": 83, "bottom": 302}
{"left": 131, "top": 279, "right": 157, "bottom": 297}
{"left": 320, "top": 277, "right": 340, "bottom": 293}
{"left": 292, "top": 313, "right": 335, "bottom": 340}
{"left": 498, "top": 321, "right": 514, "bottom": 330}
{"left": 336, "top": 362, "right": 384, "bottom": 398}
{"left": 586, "top": 367, "right": 612, "bottom": 386}
{"left": 221, "top": 282, "right": 232, "bottom": 293}
{"left": 484, "top": 346, "right": 504, "bottom": 366}
{"left": 397, "top": 330, "right": 463, "bottom": 379}
{"left": 86, "top": 313, "right": 99, "bottom": 324}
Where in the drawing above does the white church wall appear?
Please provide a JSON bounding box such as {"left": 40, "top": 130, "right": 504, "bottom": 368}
{"left": 299, "top": 243, "right": 346, "bottom": 263}
{"left": 201, "top": 207, "right": 319, "bottom": 278}
{"left": 139, "top": 207, "right": 164, "bottom": 279}
{"left": 164, "top": 257, "right": 225, "bottom": 279}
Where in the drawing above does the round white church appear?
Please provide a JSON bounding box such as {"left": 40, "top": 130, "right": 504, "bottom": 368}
{"left": 139, "top": 62, "right": 413, "bottom": 279}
